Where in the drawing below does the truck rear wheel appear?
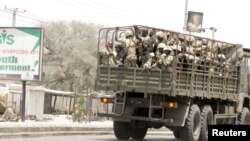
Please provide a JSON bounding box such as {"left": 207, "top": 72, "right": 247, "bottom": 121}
{"left": 173, "top": 128, "right": 181, "bottom": 139}
{"left": 181, "top": 104, "right": 201, "bottom": 141}
{"left": 199, "top": 105, "right": 213, "bottom": 141}
{"left": 113, "top": 121, "right": 131, "bottom": 140}
{"left": 239, "top": 107, "right": 250, "bottom": 125}
{"left": 131, "top": 127, "right": 147, "bottom": 140}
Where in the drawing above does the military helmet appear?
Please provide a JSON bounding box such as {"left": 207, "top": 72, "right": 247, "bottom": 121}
{"left": 125, "top": 30, "right": 133, "bottom": 37}
{"left": 218, "top": 42, "right": 223, "bottom": 48}
{"left": 202, "top": 39, "right": 208, "bottom": 45}
{"left": 185, "top": 35, "right": 195, "bottom": 42}
{"left": 149, "top": 52, "right": 155, "bottom": 57}
{"left": 157, "top": 43, "right": 167, "bottom": 49}
{"left": 164, "top": 46, "right": 172, "bottom": 51}
{"left": 156, "top": 31, "right": 164, "bottom": 38}
{"left": 178, "top": 34, "right": 185, "bottom": 40}
{"left": 172, "top": 45, "right": 182, "bottom": 51}
{"left": 148, "top": 29, "right": 154, "bottom": 36}
{"left": 218, "top": 54, "right": 226, "bottom": 60}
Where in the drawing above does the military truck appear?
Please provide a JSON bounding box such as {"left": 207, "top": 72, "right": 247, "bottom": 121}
{"left": 95, "top": 25, "right": 250, "bottom": 141}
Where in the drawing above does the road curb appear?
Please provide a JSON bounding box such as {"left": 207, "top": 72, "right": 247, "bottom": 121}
{"left": 0, "top": 131, "right": 173, "bottom": 138}
{"left": 0, "top": 127, "right": 172, "bottom": 138}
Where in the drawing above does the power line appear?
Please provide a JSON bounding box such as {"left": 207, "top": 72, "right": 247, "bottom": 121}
{"left": 85, "top": 0, "right": 164, "bottom": 22}
{"left": 25, "top": 11, "right": 48, "bottom": 21}
{"left": 18, "top": 13, "right": 46, "bottom": 23}
{"left": 71, "top": 0, "right": 159, "bottom": 24}
{"left": 71, "top": 0, "right": 151, "bottom": 22}
{"left": 0, "top": 13, "right": 12, "bottom": 19}
{"left": 0, "top": 7, "right": 47, "bottom": 25}
{"left": 0, "top": 13, "right": 38, "bottom": 26}
{"left": 55, "top": 0, "right": 148, "bottom": 24}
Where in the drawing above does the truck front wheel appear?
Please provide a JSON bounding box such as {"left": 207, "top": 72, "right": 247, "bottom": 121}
{"left": 113, "top": 121, "right": 131, "bottom": 140}
{"left": 239, "top": 107, "right": 250, "bottom": 125}
{"left": 181, "top": 104, "right": 201, "bottom": 141}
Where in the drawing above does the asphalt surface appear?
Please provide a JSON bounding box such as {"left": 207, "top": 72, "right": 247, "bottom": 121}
{"left": 0, "top": 135, "right": 178, "bottom": 141}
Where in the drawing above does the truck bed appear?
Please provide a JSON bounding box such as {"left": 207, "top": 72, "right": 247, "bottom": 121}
{"left": 96, "top": 64, "right": 239, "bottom": 101}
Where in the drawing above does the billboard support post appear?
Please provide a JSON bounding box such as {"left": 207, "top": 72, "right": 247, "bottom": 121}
{"left": 21, "top": 80, "right": 26, "bottom": 122}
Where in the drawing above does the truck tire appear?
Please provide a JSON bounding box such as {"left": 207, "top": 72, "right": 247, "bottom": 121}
{"left": 131, "top": 127, "right": 147, "bottom": 140}
{"left": 181, "top": 104, "right": 201, "bottom": 141}
{"left": 239, "top": 107, "right": 250, "bottom": 125}
{"left": 173, "top": 128, "right": 181, "bottom": 139}
{"left": 199, "top": 105, "right": 213, "bottom": 141}
{"left": 113, "top": 121, "right": 131, "bottom": 140}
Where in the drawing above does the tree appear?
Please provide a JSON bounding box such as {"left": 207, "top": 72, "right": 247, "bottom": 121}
{"left": 42, "top": 21, "right": 101, "bottom": 92}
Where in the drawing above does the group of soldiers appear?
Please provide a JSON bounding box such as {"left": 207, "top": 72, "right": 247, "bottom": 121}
{"left": 100, "top": 26, "right": 241, "bottom": 73}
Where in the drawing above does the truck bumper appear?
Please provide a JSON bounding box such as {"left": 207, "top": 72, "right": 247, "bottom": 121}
{"left": 98, "top": 113, "right": 174, "bottom": 124}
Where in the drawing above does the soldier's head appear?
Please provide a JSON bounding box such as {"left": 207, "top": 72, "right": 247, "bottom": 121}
{"left": 125, "top": 30, "right": 133, "bottom": 39}
{"left": 157, "top": 43, "right": 166, "bottom": 53}
{"left": 218, "top": 54, "right": 225, "bottom": 62}
{"left": 141, "top": 29, "right": 148, "bottom": 37}
{"left": 178, "top": 34, "right": 185, "bottom": 42}
{"left": 202, "top": 39, "right": 208, "bottom": 45}
{"left": 148, "top": 29, "right": 154, "bottom": 37}
{"left": 156, "top": 31, "right": 164, "bottom": 42}
{"left": 115, "top": 43, "right": 123, "bottom": 52}
{"left": 172, "top": 45, "right": 182, "bottom": 55}
{"left": 164, "top": 46, "right": 172, "bottom": 55}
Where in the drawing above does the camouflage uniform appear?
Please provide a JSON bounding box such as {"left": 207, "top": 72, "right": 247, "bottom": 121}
{"left": 117, "top": 30, "right": 138, "bottom": 67}
{"left": 136, "top": 29, "right": 151, "bottom": 67}
{"left": 143, "top": 52, "right": 156, "bottom": 69}
{"left": 163, "top": 47, "right": 174, "bottom": 71}
{"left": 151, "top": 43, "right": 169, "bottom": 69}
{"left": 114, "top": 43, "right": 127, "bottom": 65}
{"left": 214, "top": 54, "right": 229, "bottom": 76}
{"left": 100, "top": 51, "right": 115, "bottom": 65}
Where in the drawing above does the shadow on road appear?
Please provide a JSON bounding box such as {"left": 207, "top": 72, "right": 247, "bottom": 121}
{"left": 88, "top": 137, "right": 180, "bottom": 141}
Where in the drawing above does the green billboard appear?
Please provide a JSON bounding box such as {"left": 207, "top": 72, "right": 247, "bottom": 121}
{"left": 0, "top": 27, "right": 43, "bottom": 81}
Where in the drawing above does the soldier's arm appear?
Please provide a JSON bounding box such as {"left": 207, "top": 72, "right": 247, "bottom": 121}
{"left": 133, "top": 26, "right": 142, "bottom": 42}
{"left": 115, "top": 27, "right": 124, "bottom": 43}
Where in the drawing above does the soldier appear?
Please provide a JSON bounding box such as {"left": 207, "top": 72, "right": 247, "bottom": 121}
{"left": 155, "top": 43, "right": 166, "bottom": 60}
{"left": 214, "top": 53, "right": 229, "bottom": 76}
{"left": 162, "top": 46, "right": 174, "bottom": 71}
{"left": 151, "top": 43, "right": 168, "bottom": 69}
{"left": 180, "top": 35, "right": 200, "bottom": 70}
{"left": 148, "top": 29, "right": 156, "bottom": 53}
{"left": 115, "top": 28, "right": 139, "bottom": 67}
{"left": 143, "top": 52, "right": 156, "bottom": 69}
{"left": 171, "top": 44, "right": 182, "bottom": 68}
{"left": 114, "top": 43, "right": 127, "bottom": 66}
{"left": 153, "top": 31, "right": 165, "bottom": 53}
{"left": 134, "top": 27, "right": 150, "bottom": 67}
{"left": 167, "top": 33, "right": 177, "bottom": 47}
{"left": 100, "top": 41, "right": 116, "bottom": 65}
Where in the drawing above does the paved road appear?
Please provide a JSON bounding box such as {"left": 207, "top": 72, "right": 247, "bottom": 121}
{"left": 1, "top": 135, "right": 178, "bottom": 141}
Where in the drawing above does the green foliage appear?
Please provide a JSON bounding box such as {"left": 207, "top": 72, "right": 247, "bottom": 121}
{"left": 74, "top": 94, "right": 85, "bottom": 122}
{"left": 41, "top": 21, "right": 102, "bottom": 91}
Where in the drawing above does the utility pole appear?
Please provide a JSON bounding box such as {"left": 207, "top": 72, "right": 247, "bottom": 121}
{"left": 4, "top": 7, "right": 27, "bottom": 122}
{"left": 4, "top": 6, "right": 26, "bottom": 27}
{"left": 183, "top": 0, "right": 189, "bottom": 32}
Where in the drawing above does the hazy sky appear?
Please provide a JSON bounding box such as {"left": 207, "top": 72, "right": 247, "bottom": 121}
{"left": 1, "top": 0, "right": 250, "bottom": 47}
